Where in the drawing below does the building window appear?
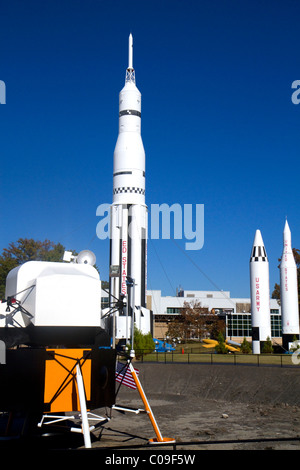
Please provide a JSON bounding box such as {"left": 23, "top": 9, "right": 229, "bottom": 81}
{"left": 227, "top": 314, "right": 252, "bottom": 337}
{"left": 271, "top": 314, "right": 282, "bottom": 337}
{"left": 227, "top": 313, "right": 282, "bottom": 338}
{"left": 166, "top": 307, "right": 182, "bottom": 314}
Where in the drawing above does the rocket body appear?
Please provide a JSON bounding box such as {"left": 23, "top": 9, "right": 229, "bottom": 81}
{"left": 250, "top": 230, "right": 272, "bottom": 354}
{"left": 280, "top": 220, "right": 299, "bottom": 350}
{"left": 110, "top": 35, "right": 147, "bottom": 319}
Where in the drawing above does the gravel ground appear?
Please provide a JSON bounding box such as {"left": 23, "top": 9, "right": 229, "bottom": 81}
{"left": 91, "top": 363, "right": 300, "bottom": 451}
{"left": 2, "top": 362, "right": 299, "bottom": 453}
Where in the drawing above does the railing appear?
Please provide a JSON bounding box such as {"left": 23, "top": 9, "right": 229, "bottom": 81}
{"left": 136, "top": 350, "right": 300, "bottom": 368}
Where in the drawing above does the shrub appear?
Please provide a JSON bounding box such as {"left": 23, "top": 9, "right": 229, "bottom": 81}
{"left": 215, "top": 332, "right": 229, "bottom": 354}
{"left": 262, "top": 336, "right": 273, "bottom": 354}
{"left": 132, "top": 326, "right": 155, "bottom": 359}
{"left": 240, "top": 337, "right": 251, "bottom": 354}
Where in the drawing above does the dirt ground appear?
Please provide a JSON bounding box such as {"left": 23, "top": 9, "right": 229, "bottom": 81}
{"left": 91, "top": 362, "right": 300, "bottom": 451}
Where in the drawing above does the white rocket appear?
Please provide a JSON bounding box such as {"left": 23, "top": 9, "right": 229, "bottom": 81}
{"left": 280, "top": 220, "right": 299, "bottom": 350}
{"left": 250, "top": 229, "right": 272, "bottom": 353}
{"left": 109, "top": 35, "right": 150, "bottom": 340}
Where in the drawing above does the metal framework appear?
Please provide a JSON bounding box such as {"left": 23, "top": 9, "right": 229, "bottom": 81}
{"left": 38, "top": 362, "right": 108, "bottom": 448}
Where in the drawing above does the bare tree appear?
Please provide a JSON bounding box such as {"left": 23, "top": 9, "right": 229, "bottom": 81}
{"left": 166, "top": 301, "right": 220, "bottom": 341}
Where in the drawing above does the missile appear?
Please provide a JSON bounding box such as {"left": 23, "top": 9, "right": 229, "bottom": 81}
{"left": 280, "top": 220, "right": 299, "bottom": 350}
{"left": 109, "top": 34, "right": 148, "bottom": 321}
{"left": 250, "top": 229, "right": 272, "bottom": 354}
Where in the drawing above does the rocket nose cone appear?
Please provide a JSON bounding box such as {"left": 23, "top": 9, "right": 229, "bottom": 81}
{"left": 284, "top": 219, "right": 291, "bottom": 236}
{"left": 250, "top": 229, "right": 268, "bottom": 261}
{"left": 252, "top": 229, "right": 265, "bottom": 247}
{"left": 283, "top": 219, "right": 292, "bottom": 247}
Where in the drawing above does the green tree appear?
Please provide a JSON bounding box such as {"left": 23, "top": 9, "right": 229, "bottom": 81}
{"left": 240, "top": 337, "right": 251, "bottom": 354}
{"left": 0, "top": 238, "right": 66, "bottom": 298}
{"left": 132, "top": 326, "right": 155, "bottom": 359}
{"left": 215, "top": 332, "right": 228, "bottom": 354}
{"left": 262, "top": 336, "right": 273, "bottom": 354}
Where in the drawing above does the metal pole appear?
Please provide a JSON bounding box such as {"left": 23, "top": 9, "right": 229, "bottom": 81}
{"left": 131, "top": 278, "right": 135, "bottom": 355}
{"left": 128, "top": 361, "right": 175, "bottom": 445}
{"left": 127, "top": 281, "right": 131, "bottom": 348}
{"left": 112, "top": 277, "right": 116, "bottom": 349}
{"left": 76, "top": 363, "right": 91, "bottom": 449}
{"left": 125, "top": 293, "right": 129, "bottom": 348}
{"left": 128, "top": 361, "right": 163, "bottom": 442}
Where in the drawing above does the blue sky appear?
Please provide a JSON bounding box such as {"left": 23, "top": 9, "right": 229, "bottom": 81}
{"left": 0, "top": 0, "right": 299, "bottom": 299}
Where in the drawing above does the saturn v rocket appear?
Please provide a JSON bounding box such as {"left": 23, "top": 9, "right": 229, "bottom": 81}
{"left": 280, "top": 220, "right": 299, "bottom": 350}
{"left": 109, "top": 35, "right": 151, "bottom": 340}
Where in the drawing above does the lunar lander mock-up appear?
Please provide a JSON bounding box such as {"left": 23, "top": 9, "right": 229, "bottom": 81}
{"left": 0, "top": 252, "right": 116, "bottom": 448}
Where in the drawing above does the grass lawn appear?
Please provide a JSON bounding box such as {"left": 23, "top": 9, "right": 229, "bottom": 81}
{"left": 138, "top": 342, "right": 299, "bottom": 367}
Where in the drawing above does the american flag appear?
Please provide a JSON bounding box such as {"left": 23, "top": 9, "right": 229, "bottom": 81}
{"left": 115, "top": 361, "right": 139, "bottom": 390}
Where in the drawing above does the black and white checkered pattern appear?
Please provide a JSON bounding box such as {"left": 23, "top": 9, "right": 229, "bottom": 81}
{"left": 113, "top": 187, "right": 145, "bottom": 195}
{"left": 250, "top": 246, "right": 268, "bottom": 262}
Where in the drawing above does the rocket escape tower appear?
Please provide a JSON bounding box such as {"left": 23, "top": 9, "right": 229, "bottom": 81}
{"left": 109, "top": 34, "right": 151, "bottom": 342}
{"left": 126, "top": 33, "right": 135, "bottom": 84}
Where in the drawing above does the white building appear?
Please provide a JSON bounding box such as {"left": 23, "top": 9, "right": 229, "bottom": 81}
{"left": 146, "top": 289, "right": 281, "bottom": 343}
{"left": 101, "top": 287, "right": 282, "bottom": 344}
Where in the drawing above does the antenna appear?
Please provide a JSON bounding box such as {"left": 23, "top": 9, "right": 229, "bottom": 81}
{"left": 77, "top": 250, "right": 96, "bottom": 266}
{"left": 63, "top": 250, "right": 96, "bottom": 265}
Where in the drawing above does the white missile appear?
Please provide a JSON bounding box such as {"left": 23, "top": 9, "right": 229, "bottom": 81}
{"left": 109, "top": 35, "right": 149, "bottom": 339}
{"left": 250, "top": 229, "right": 272, "bottom": 354}
{"left": 280, "top": 220, "right": 299, "bottom": 350}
